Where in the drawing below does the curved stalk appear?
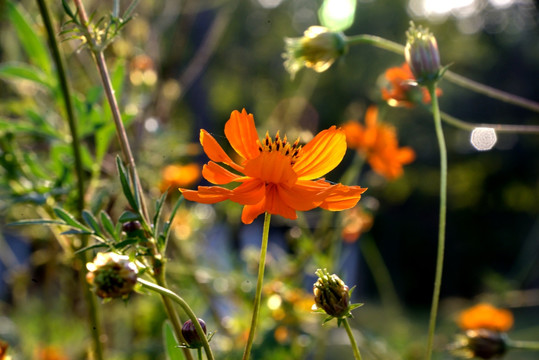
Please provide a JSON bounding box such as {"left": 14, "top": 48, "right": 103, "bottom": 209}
{"left": 345, "top": 35, "right": 539, "bottom": 113}
{"left": 439, "top": 111, "right": 539, "bottom": 134}
{"left": 242, "top": 212, "right": 272, "bottom": 360}
{"left": 36, "top": 1, "right": 104, "bottom": 358}
{"left": 342, "top": 318, "right": 363, "bottom": 360}
{"left": 425, "top": 84, "right": 447, "bottom": 360}
{"left": 138, "top": 278, "right": 215, "bottom": 360}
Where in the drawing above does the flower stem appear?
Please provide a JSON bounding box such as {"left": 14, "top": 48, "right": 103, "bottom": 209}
{"left": 507, "top": 339, "right": 539, "bottom": 351}
{"left": 425, "top": 83, "right": 447, "bottom": 360}
{"left": 197, "top": 348, "right": 203, "bottom": 360}
{"left": 242, "top": 212, "right": 272, "bottom": 360}
{"left": 345, "top": 34, "right": 539, "bottom": 113}
{"left": 439, "top": 111, "right": 539, "bottom": 134}
{"left": 342, "top": 318, "right": 363, "bottom": 360}
{"left": 35, "top": 1, "right": 104, "bottom": 358}
{"left": 137, "top": 278, "right": 214, "bottom": 360}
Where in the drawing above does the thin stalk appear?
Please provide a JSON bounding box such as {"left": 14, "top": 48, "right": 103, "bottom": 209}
{"left": 36, "top": 1, "right": 104, "bottom": 359}
{"left": 507, "top": 339, "right": 539, "bottom": 351}
{"left": 242, "top": 212, "right": 272, "bottom": 360}
{"left": 345, "top": 35, "right": 539, "bottom": 113}
{"left": 197, "top": 348, "right": 203, "bottom": 360}
{"left": 138, "top": 278, "right": 214, "bottom": 360}
{"left": 439, "top": 111, "right": 539, "bottom": 134}
{"left": 342, "top": 318, "right": 363, "bottom": 360}
{"left": 72, "top": 0, "right": 149, "bottom": 223}
{"left": 425, "top": 84, "right": 447, "bottom": 360}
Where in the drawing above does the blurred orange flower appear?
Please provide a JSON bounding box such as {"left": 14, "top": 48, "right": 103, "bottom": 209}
{"left": 35, "top": 346, "right": 68, "bottom": 360}
{"left": 381, "top": 63, "right": 442, "bottom": 108}
{"left": 180, "top": 109, "right": 367, "bottom": 224}
{"left": 341, "top": 207, "right": 373, "bottom": 243}
{"left": 458, "top": 303, "right": 514, "bottom": 332}
{"left": 342, "top": 106, "right": 415, "bottom": 180}
{"left": 160, "top": 163, "right": 201, "bottom": 192}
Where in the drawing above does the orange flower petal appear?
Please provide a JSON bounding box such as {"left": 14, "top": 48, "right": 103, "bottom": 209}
{"left": 244, "top": 151, "right": 297, "bottom": 186}
{"left": 224, "top": 109, "right": 262, "bottom": 161}
{"left": 277, "top": 181, "right": 331, "bottom": 211}
{"left": 180, "top": 186, "right": 232, "bottom": 204}
{"left": 457, "top": 303, "right": 514, "bottom": 332}
{"left": 265, "top": 184, "right": 297, "bottom": 220}
{"left": 230, "top": 179, "right": 266, "bottom": 205}
{"left": 241, "top": 197, "right": 267, "bottom": 224}
{"left": 293, "top": 126, "right": 347, "bottom": 180}
{"left": 200, "top": 129, "right": 244, "bottom": 173}
{"left": 202, "top": 161, "right": 242, "bottom": 184}
{"left": 319, "top": 183, "right": 367, "bottom": 211}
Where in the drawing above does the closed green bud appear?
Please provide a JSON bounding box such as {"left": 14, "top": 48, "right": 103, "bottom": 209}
{"left": 181, "top": 318, "right": 207, "bottom": 349}
{"left": 313, "top": 269, "right": 350, "bottom": 318}
{"left": 404, "top": 22, "right": 442, "bottom": 84}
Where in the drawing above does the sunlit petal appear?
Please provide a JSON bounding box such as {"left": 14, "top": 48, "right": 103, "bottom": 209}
{"left": 293, "top": 126, "right": 347, "bottom": 180}
{"left": 202, "top": 161, "right": 242, "bottom": 184}
{"left": 277, "top": 180, "right": 333, "bottom": 211}
{"left": 180, "top": 186, "right": 232, "bottom": 204}
{"left": 319, "top": 183, "right": 367, "bottom": 211}
{"left": 225, "top": 109, "right": 262, "bottom": 161}
{"left": 230, "top": 179, "right": 266, "bottom": 205}
{"left": 200, "top": 130, "right": 244, "bottom": 173}
{"left": 244, "top": 151, "right": 297, "bottom": 185}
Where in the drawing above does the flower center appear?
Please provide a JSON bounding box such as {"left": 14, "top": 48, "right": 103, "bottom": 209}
{"left": 257, "top": 131, "right": 302, "bottom": 165}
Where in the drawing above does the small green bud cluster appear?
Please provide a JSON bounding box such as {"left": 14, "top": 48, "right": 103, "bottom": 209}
{"left": 313, "top": 268, "right": 351, "bottom": 318}
{"left": 404, "top": 22, "right": 443, "bottom": 85}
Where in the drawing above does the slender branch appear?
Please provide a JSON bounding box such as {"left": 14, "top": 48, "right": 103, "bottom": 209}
{"left": 242, "top": 212, "right": 272, "bottom": 360}
{"left": 425, "top": 84, "right": 447, "bottom": 360}
{"left": 342, "top": 318, "right": 363, "bottom": 360}
{"left": 439, "top": 111, "right": 539, "bottom": 134}
{"left": 36, "top": 1, "right": 104, "bottom": 359}
{"left": 345, "top": 34, "right": 539, "bottom": 113}
{"left": 507, "top": 339, "right": 539, "bottom": 351}
{"left": 137, "top": 278, "right": 215, "bottom": 360}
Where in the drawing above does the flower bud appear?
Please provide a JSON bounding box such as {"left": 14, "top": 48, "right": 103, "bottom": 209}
{"left": 181, "top": 318, "right": 207, "bottom": 349}
{"left": 313, "top": 268, "right": 350, "bottom": 318}
{"left": 86, "top": 252, "right": 137, "bottom": 299}
{"left": 404, "top": 22, "right": 441, "bottom": 84}
{"left": 450, "top": 329, "right": 507, "bottom": 359}
{"left": 284, "top": 26, "right": 348, "bottom": 79}
{"left": 122, "top": 220, "right": 142, "bottom": 233}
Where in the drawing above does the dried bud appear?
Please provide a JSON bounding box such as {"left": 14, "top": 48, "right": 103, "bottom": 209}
{"left": 284, "top": 26, "right": 348, "bottom": 79}
{"left": 313, "top": 268, "right": 350, "bottom": 318}
{"left": 86, "top": 252, "right": 137, "bottom": 299}
{"left": 122, "top": 220, "right": 142, "bottom": 233}
{"left": 449, "top": 329, "right": 507, "bottom": 359}
{"left": 404, "top": 22, "right": 442, "bottom": 84}
{"left": 181, "top": 318, "right": 207, "bottom": 349}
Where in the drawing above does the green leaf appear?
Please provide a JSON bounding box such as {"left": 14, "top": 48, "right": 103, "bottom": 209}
{"left": 61, "top": 229, "right": 93, "bottom": 235}
{"left": 159, "top": 195, "right": 184, "bottom": 250}
{"left": 0, "top": 62, "right": 52, "bottom": 88}
{"left": 152, "top": 191, "right": 168, "bottom": 237}
{"left": 163, "top": 321, "right": 185, "bottom": 360}
{"left": 116, "top": 156, "right": 139, "bottom": 212}
{"left": 114, "top": 238, "right": 139, "bottom": 249}
{"left": 74, "top": 243, "right": 109, "bottom": 254}
{"left": 8, "top": 219, "right": 66, "bottom": 226}
{"left": 82, "top": 210, "right": 102, "bottom": 234}
{"left": 100, "top": 211, "right": 119, "bottom": 241}
{"left": 118, "top": 210, "right": 140, "bottom": 223}
{"left": 7, "top": 0, "right": 52, "bottom": 74}
{"left": 53, "top": 207, "right": 91, "bottom": 232}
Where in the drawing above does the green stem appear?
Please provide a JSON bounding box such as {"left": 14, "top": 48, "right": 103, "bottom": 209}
{"left": 197, "top": 348, "right": 203, "bottom": 360}
{"left": 345, "top": 35, "right": 539, "bottom": 113}
{"left": 242, "top": 212, "right": 272, "bottom": 360}
{"left": 507, "top": 339, "right": 539, "bottom": 351}
{"left": 36, "top": 1, "right": 104, "bottom": 359}
{"left": 439, "top": 111, "right": 539, "bottom": 134}
{"left": 138, "top": 278, "right": 214, "bottom": 360}
{"left": 342, "top": 318, "right": 363, "bottom": 360}
{"left": 425, "top": 84, "right": 447, "bottom": 360}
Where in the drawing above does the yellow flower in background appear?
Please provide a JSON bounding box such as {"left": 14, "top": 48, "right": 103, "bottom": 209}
{"left": 180, "top": 109, "right": 366, "bottom": 224}
{"left": 283, "top": 26, "right": 348, "bottom": 79}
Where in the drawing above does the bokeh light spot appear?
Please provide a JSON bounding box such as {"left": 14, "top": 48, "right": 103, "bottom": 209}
{"left": 470, "top": 127, "right": 497, "bottom": 151}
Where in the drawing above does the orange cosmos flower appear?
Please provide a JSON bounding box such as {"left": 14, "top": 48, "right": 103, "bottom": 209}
{"left": 160, "top": 163, "right": 201, "bottom": 192}
{"left": 457, "top": 303, "right": 514, "bottom": 332}
{"left": 342, "top": 106, "right": 415, "bottom": 180}
{"left": 381, "top": 63, "right": 442, "bottom": 108}
{"left": 180, "top": 109, "right": 367, "bottom": 224}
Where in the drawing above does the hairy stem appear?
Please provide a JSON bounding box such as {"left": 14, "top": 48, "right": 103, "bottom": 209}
{"left": 138, "top": 278, "right": 214, "bottom": 360}
{"left": 425, "top": 83, "right": 447, "bottom": 360}
{"left": 242, "top": 212, "right": 272, "bottom": 360}
{"left": 342, "top": 318, "right": 363, "bottom": 360}
{"left": 36, "top": 1, "right": 104, "bottom": 358}
{"left": 345, "top": 34, "right": 539, "bottom": 113}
